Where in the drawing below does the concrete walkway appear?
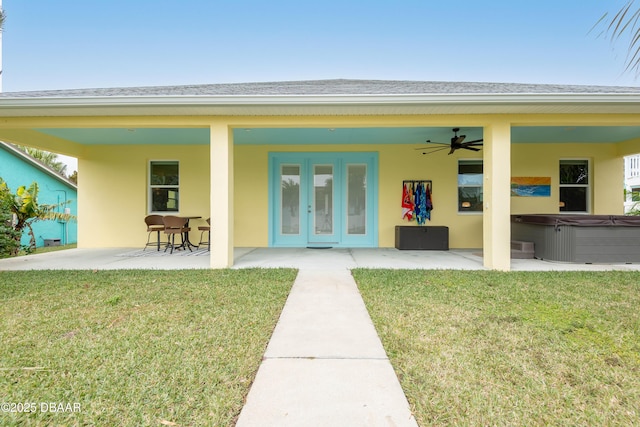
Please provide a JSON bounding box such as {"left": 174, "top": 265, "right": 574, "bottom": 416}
{"left": 235, "top": 268, "right": 418, "bottom": 427}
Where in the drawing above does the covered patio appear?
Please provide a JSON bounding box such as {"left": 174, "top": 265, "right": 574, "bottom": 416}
{"left": 2, "top": 80, "right": 640, "bottom": 271}
{"left": 1, "top": 247, "right": 640, "bottom": 272}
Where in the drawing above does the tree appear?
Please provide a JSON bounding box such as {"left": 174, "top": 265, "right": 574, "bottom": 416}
{"left": 594, "top": 0, "right": 640, "bottom": 78}
{"left": 17, "top": 146, "right": 68, "bottom": 177}
{"left": 68, "top": 170, "right": 78, "bottom": 184}
{"left": 0, "top": 178, "right": 74, "bottom": 255}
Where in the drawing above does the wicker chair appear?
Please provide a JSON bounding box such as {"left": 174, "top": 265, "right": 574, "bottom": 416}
{"left": 144, "top": 215, "right": 165, "bottom": 251}
{"left": 197, "top": 218, "right": 211, "bottom": 251}
{"left": 163, "top": 215, "right": 191, "bottom": 254}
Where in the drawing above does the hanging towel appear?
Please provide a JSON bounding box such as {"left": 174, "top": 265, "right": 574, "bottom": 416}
{"left": 401, "top": 183, "right": 414, "bottom": 220}
{"left": 425, "top": 183, "right": 433, "bottom": 221}
{"left": 415, "top": 182, "right": 427, "bottom": 225}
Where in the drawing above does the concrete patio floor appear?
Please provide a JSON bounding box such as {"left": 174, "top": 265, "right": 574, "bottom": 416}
{"left": 1, "top": 247, "right": 640, "bottom": 271}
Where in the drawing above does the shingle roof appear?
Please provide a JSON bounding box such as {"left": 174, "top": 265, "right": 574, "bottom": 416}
{"left": 1, "top": 79, "right": 639, "bottom": 98}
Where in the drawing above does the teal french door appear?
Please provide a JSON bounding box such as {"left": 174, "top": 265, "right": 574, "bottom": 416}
{"left": 269, "top": 152, "right": 378, "bottom": 247}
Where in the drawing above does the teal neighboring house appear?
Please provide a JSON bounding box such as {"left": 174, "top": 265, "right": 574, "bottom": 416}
{"left": 0, "top": 141, "right": 77, "bottom": 248}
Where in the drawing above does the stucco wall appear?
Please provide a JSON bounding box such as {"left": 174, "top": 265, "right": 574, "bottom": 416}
{"left": 78, "top": 144, "right": 210, "bottom": 248}
{"left": 79, "top": 140, "right": 624, "bottom": 249}
{"left": 377, "top": 143, "right": 481, "bottom": 248}
{"left": 511, "top": 142, "right": 623, "bottom": 215}
{"left": 234, "top": 145, "right": 269, "bottom": 247}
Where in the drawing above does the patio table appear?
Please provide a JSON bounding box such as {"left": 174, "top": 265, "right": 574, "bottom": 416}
{"left": 181, "top": 216, "right": 201, "bottom": 250}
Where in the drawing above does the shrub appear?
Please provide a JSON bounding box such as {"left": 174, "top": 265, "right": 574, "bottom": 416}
{"left": 0, "top": 195, "right": 20, "bottom": 258}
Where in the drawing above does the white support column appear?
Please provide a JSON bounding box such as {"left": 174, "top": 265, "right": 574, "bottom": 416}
{"left": 210, "top": 123, "right": 234, "bottom": 268}
{"left": 0, "top": 0, "right": 3, "bottom": 92}
{"left": 482, "top": 122, "right": 511, "bottom": 271}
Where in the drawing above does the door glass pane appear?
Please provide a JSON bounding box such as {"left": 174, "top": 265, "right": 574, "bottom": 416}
{"left": 281, "top": 165, "right": 300, "bottom": 234}
{"left": 347, "top": 164, "right": 366, "bottom": 235}
{"left": 314, "top": 165, "right": 333, "bottom": 235}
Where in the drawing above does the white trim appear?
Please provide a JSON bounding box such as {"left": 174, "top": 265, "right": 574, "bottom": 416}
{"left": 3, "top": 93, "right": 640, "bottom": 106}
{"left": 3, "top": 93, "right": 640, "bottom": 117}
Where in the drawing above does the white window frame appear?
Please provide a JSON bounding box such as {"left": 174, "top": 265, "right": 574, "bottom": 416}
{"left": 559, "top": 158, "right": 590, "bottom": 213}
{"left": 148, "top": 160, "right": 180, "bottom": 214}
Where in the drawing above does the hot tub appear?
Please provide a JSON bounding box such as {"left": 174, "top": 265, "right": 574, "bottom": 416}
{"left": 511, "top": 214, "right": 640, "bottom": 263}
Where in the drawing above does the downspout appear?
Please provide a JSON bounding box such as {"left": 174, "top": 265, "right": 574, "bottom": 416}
{"left": 0, "top": 0, "right": 3, "bottom": 93}
{"left": 54, "top": 189, "right": 68, "bottom": 245}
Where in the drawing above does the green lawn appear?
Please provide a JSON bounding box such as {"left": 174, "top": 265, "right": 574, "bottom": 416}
{"left": 354, "top": 269, "right": 640, "bottom": 426}
{"left": 0, "top": 269, "right": 296, "bottom": 426}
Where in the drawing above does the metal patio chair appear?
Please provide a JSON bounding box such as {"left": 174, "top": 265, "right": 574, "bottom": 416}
{"left": 197, "top": 218, "right": 211, "bottom": 251}
{"left": 162, "top": 215, "right": 191, "bottom": 254}
{"left": 144, "top": 215, "right": 165, "bottom": 251}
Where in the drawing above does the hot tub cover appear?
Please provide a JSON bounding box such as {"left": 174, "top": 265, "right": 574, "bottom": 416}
{"left": 511, "top": 214, "right": 640, "bottom": 227}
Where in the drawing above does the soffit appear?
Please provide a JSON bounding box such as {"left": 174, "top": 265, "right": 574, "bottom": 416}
{"left": 33, "top": 125, "right": 640, "bottom": 146}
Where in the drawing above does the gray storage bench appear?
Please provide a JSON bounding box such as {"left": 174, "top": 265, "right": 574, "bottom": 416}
{"left": 395, "top": 226, "right": 449, "bottom": 250}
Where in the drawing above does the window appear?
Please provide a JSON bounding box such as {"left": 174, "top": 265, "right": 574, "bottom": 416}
{"left": 559, "top": 159, "right": 589, "bottom": 212}
{"left": 149, "top": 161, "right": 179, "bottom": 213}
{"left": 458, "top": 160, "right": 483, "bottom": 212}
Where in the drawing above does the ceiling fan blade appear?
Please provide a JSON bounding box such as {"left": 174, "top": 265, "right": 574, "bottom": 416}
{"left": 453, "top": 135, "right": 466, "bottom": 144}
{"left": 421, "top": 145, "right": 452, "bottom": 155}
{"left": 464, "top": 138, "right": 483, "bottom": 144}
{"left": 415, "top": 140, "right": 448, "bottom": 150}
{"left": 461, "top": 146, "right": 481, "bottom": 151}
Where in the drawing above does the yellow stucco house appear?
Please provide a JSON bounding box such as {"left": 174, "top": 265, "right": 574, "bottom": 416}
{"left": 1, "top": 79, "right": 639, "bottom": 270}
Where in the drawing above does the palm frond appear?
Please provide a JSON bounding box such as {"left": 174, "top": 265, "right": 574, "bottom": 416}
{"left": 594, "top": 0, "right": 640, "bottom": 77}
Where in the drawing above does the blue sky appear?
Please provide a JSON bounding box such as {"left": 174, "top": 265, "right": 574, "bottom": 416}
{"left": 2, "top": 0, "right": 639, "bottom": 92}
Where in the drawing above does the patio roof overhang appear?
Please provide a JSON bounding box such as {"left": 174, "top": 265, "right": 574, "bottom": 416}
{"left": 1, "top": 79, "right": 639, "bottom": 155}
{"left": 2, "top": 92, "right": 640, "bottom": 117}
